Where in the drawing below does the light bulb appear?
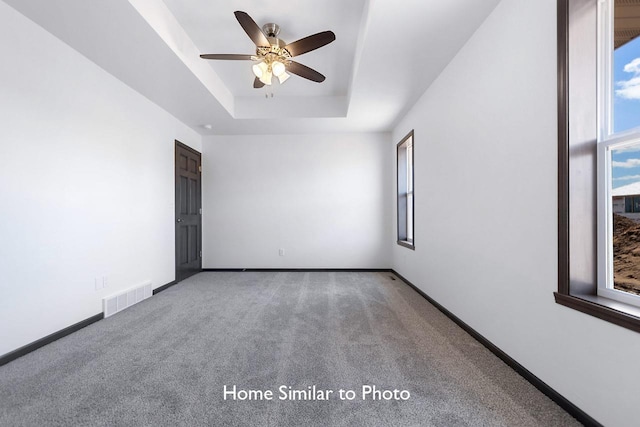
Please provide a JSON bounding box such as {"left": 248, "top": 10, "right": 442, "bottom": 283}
{"left": 272, "top": 61, "right": 285, "bottom": 77}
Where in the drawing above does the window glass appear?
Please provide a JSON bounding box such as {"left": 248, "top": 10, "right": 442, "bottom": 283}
{"left": 613, "top": 4, "right": 640, "bottom": 133}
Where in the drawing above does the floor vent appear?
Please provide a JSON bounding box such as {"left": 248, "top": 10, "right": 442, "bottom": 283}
{"left": 103, "top": 281, "right": 152, "bottom": 318}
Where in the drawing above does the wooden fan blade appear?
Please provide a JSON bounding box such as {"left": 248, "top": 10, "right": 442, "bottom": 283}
{"left": 286, "top": 61, "right": 326, "bottom": 82}
{"left": 200, "top": 54, "right": 254, "bottom": 60}
{"left": 284, "top": 31, "right": 335, "bottom": 57}
{"left": 253, "top": 77, "right": 265, "bottom": 88}
{"left": 234, "top": 11, "right": 270, "bottom": 47}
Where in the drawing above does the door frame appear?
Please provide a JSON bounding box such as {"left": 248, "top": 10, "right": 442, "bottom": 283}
{"left": 174, "top": 140, "right": 202, "bottom": 282}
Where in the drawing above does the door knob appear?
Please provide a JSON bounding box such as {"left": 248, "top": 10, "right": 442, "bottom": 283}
{"left": 177, "top": 218, "right": 183, "bottom": 223}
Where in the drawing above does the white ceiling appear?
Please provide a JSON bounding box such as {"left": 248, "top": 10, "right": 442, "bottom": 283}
{"left": 2, "top": 0, "right": 501, "bottom": 135}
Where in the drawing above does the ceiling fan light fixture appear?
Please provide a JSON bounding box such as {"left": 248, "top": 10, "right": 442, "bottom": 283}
{"left": 259, "top": 70, "right": 272, "bottom": 85}
{"left": 252, "top": 63, "right": 262, "bottom": 78}
{"left": 252, "top": 61, "right": 268, "bottom": 78}
{"left": 272, "top": 61, "right": 286, "bottom": 77}
{"left": 277, "top": 71, "right": 290, "bottom": 84}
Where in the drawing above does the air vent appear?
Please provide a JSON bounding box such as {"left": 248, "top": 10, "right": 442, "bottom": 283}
{"left": 103, "top": 281, "right": 152, "bottom": 318}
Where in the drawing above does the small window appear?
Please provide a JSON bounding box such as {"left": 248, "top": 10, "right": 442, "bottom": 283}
{"left": 397, "top": 130, "right": 414, "bottom": 250}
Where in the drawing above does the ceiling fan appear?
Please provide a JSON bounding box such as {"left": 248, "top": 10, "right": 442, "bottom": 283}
{"left": 200, "top": 11, "right": 336, "bottom": 89}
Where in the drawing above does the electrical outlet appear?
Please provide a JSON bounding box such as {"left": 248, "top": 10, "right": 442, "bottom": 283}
{"left": 279, "top": 248, "right": 285, "bottom": 256}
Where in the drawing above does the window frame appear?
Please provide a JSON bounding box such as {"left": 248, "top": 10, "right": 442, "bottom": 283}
{"left": 397, "top": 130, "right": 415, "bottom": 250}
{"left": 556, "top": 0, "right": 640, "bottom": 333}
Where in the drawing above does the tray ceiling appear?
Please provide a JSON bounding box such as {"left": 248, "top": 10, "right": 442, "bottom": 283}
{"left": 2, "top": 0, "right": 502, "bottom": 134}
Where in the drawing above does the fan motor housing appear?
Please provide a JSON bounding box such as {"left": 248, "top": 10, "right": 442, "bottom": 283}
{"left": 262, "top": 23, "right": 280, "bottom": 37}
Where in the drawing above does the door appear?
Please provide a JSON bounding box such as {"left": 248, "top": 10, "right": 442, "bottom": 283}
{"left": 175, "top": 141, "right": 202, "bottom": 282}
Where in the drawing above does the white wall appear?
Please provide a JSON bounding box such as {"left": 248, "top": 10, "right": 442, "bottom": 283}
{"left": 202, "top": 133, "right": 391, "bottom": 269}
{"left": 0, "top": 2, "right": 201, "bottom": 356}
{"left": 390, "top": 0, "right": 640, "bottom": 425}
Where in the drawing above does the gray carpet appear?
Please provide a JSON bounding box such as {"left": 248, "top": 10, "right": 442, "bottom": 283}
{"left": 0, "top": 272, "right": 579, "bottom": 426}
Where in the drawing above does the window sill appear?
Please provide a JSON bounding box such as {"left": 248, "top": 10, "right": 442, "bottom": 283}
{"left": 397, "top": 240, "right": 415, "bottom": 250}
{"left": 554, "top": 292, "right": 640, "bottom": 333}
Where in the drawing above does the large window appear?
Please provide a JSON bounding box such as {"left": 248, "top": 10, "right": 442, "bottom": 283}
{"left": 557, "top": 0, "right": 640, "bottom": 332}
{"left": 598, "top": 0, "right": 640, "bottom": 306}
{"left": 397, "top": 130, "right": 414, "bottom": 250}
